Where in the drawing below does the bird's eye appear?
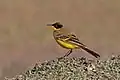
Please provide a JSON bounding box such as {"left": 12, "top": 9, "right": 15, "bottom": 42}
{"left": 52, "top": 22, "right": 63, "bottom": 29}
{"left": 58, "top": 24, "right": 63, "bottom": 28}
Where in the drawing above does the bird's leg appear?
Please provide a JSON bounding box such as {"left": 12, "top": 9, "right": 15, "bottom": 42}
{"left": 63, "top": 49, "right": 72, "bottom": 57}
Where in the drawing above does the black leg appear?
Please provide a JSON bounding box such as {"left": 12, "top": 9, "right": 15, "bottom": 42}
{"left": 63, "top": 49, "right": 72, "bottom": 57}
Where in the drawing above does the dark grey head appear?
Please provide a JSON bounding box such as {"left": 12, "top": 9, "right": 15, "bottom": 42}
{"left": 47, "top": 22, "right": 63, "bottom": 30}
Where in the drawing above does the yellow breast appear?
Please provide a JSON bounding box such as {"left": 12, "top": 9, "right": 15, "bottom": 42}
{"left": 56, "top": 40, "right": 79, "bottom": 49}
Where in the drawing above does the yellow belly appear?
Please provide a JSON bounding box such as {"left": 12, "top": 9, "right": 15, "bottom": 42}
{"left": 56, "top": 40, "right": 79, "bottom": 49}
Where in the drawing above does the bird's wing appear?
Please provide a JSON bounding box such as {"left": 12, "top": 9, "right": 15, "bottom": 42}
{"left": 55, "top": 33, "right": 69, "bottom": 40}
{"left": 68, "top": 33, "right": 86, "bottom": 46}
{"left": 56, "top": 32, "right": 86, "bottom": 46}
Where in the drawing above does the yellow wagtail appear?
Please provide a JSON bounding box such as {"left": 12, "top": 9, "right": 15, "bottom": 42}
{"left": 47, "top": 22, "right": 100, "bottom": 58}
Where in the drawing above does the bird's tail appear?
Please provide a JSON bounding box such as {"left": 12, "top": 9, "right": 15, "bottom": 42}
{"left": 68, "top": 38, "right": 100, "bottom": 58}
{"left": 79, "top": 45, "right": 100, "bottom": 58}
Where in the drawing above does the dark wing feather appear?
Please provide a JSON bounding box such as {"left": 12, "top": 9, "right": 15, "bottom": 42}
{"left": 68, "top": 34, "right": 86, "bottom": 46}
{"left": 53, "top": 30, "right": 85, "bottom": 46}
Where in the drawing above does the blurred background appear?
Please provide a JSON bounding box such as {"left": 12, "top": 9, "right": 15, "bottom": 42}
{"left": 0, "top": 0, "right": 120, "bottom": 79}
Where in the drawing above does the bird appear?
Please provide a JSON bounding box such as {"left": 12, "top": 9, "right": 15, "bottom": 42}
{"left": 47, "top": 22, "right": 100, "bottom": 58}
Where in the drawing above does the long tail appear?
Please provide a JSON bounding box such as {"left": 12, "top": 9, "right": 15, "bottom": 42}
{"left": 68, "top": 38, "right": 100, "bottom": 58}
{"left": 80, "top": 45, "right": 100, "bottom": 58}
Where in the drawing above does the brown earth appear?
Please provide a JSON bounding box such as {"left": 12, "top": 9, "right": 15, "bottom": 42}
{"left": 0, "top": 0, "right": 120, "bottom": 79}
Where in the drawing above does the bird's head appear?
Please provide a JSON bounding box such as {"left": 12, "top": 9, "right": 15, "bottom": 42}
{"left": 47, "top": 22, "right": 63, "bottom": 30}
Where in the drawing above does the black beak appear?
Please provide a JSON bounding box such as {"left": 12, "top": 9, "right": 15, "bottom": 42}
{"left": 47, "top": 24, "right": 53, "bottom": 26}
